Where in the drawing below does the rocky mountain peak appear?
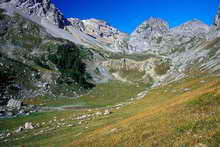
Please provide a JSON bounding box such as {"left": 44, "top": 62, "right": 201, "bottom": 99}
{"left": 170, "top": 19, "right": 210, "bottom": 36}
{"left": 82, "top": 18, "right": 128, "bottom": 43}
{"left": 3, "top": 0, "right": 68, "bottom": 28}
{"left": 214, "top": 5, "right": 220, "bottom": 26}
{"left": 82, "top": 18, "right": 111, "bottom": 27}
{"left": 68, "top": 18, "right": 85, "bottom": 32}
{"left": 68, "top": 17, "right": 128, "bottom": 46}
{"left": 133, "top": 17, "right": 169, "bottom": 35}
{"left": 128, "top": 17, "right": 169, "bottom": 53}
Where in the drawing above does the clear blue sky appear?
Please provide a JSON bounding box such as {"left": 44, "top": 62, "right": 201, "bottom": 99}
{"left": 52, "top": 0, "right": 220, "bottom": 33}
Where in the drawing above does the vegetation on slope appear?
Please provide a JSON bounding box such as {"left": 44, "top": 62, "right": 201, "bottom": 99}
{"left": 0, "top": 74, "right": 219, "bottom": 146}
{"left": 0, "top": 9, "right": 94, "bottom": 99}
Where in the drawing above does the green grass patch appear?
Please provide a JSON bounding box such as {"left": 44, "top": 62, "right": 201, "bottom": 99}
{"left": 187, "top": 93, "right": 220, "bottom": 108}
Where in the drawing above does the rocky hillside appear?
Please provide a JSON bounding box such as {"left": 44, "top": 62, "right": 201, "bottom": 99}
{"left": 128, "top": 17, "right": 169, "bottom": 53}
{"left": 2, "top": 0, "right": 69, "bottom": 28}
{"left": 109, "top": 7, "right": 220, "bottom": 86}
{"left": 0, "top": 8, "right": 112, "bottom": 105}
{"left": 1, "top": 0, "right": 220, "bottom": 105}
{"left": 0, "top": 0, "right": 121, "bottom": 52}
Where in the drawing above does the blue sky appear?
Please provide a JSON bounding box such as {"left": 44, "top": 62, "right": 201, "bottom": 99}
{"left": 52, "top": 0, "right": 220, "bottom": 33}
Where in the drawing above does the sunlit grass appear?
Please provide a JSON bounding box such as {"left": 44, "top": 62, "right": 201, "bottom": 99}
{"left": 1, "top": 75, "right": 220, "bottom": 146}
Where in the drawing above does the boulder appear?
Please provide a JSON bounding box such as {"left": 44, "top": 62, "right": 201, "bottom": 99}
{"left": 7, "top": 99, "right": 22, "bottom": 110}
{"left": 6, "top": 111, "right": 13, "bottom": 116}
{"left": 104, "top": 109, "right": 111, "bottom": 115}
{"left": 15, "top": 126, "right": 23, "bottom": 133}
{"left": 24, "top": 122, "right": 34, "bottom": 129}
{"left": 96, "top": 111, "right": 102, "bottom": 116}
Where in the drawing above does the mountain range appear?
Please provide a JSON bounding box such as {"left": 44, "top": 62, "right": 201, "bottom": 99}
{"left": 0, "top": 0, "right": 220, "bottom": 110}
{"left": 1, "top": 0, "right": 220, "bottom": 146}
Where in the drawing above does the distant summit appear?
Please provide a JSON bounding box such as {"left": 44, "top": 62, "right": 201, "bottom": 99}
{"left": 214, "top": 5, "right": 220, "bottom": 26}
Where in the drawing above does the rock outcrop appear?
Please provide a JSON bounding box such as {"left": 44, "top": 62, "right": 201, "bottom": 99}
{"left": 128, "top": 17, "right": 169, "bottom": 53}
{"left": 5, "top": 0, "right": 68, "bottom": 28}
{"left": 68, "top": 18, "right": 129, "bottom": 51}
{"left": 127, "top": 18, "right": 209, "bottom": 54}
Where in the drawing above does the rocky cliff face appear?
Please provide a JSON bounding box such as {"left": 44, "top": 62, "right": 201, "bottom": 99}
{"left": 127, "top": 18, "right": 210, "bottom": 54}
{"left": 4, "top": 0, "right": 68, "bottom": 28}
{"left": 159, "top": 19, "right": 210, "bottom": 54}
{"left": 68, "top": 18, "right": 129, "bottom": 51}
{"left": 0, "top": 0, "right": 118, "bottom": 52}
{"left": 128, "top": 17, "right": 169, "bottom": 53}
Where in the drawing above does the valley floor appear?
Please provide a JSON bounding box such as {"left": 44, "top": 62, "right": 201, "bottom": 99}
{"left": 0, "top": 74, "right": 220, "bottom": 146}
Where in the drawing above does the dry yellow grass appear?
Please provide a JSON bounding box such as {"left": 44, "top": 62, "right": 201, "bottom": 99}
{"left": 1, "top": 75, "right": 219, "bottom": 147}
{"left": 71, "top": 75, "right": 220, "bottom": 147}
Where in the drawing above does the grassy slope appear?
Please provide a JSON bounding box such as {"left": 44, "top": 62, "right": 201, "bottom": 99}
{"left": 23, "top": 80, "right": 147, "bottom": 107}
{"left": 72, "top": 75, "right": 220, "bottom": 147}
{"left": 0, "top": 74, "right": 219, "bottom": 146}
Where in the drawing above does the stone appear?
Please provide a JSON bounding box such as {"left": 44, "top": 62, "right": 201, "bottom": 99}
{"left": 6, "top": 133, "right": 11, "bottom": 137}
{"left": 116, "top": 107, "right": 121, "bottom": 110}
{"left": 6, "top": 112, "right": 13, "bottom": 116}
{"left": 35, "top": 123, "right": 40, "bottom": 128}
{"left": 96, "top": 111, "right": 102, "bottom": 116}
{"left": 76, "top": 115, "right": 87, "bottom": 120}
{"left": 25, "top": 113, "right": 30, "bottom": 116}
{"left": 7, "top": 99, "right": 22, "bottom": 110}
{"left": 184, "top": 88, "right": 190, "bottom": 92}
{"left": 67, "top": 124, "right": 73, "bottom": 127}
{"left": 15, "top": 126, "right": 23, "bottom": 133}
{"left": 195, "top": 143, "right": 207, "bottom": 147}
{"left": 110, "top": 128, "right": 117, "bottom": 133}
{"left": 19, "top": 109, "right": 25, "bottom": 114}
{"left": 24, "top": 122, "right": 34, "bottom": 129}
{"left": 104, "top": 109, "right": 111, "bottom": 115}
{"left": 0, "top": 107, "right": 5, "bottom": 112}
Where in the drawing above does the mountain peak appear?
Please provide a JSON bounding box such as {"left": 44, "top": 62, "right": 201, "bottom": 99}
{"left": 171, "top": 19, "right": 210, "bottom": 34}
{"left": 4, "top": 0, "right": 68, "bottom": 28}
{"left": 214, "top": 5, "right": 220, "bottom": 26}
{"left": 133, "top": 17, "right": 169, "bottom": 34}
{"left": 82, "top": 18, "right": 111, "bottom": 27}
